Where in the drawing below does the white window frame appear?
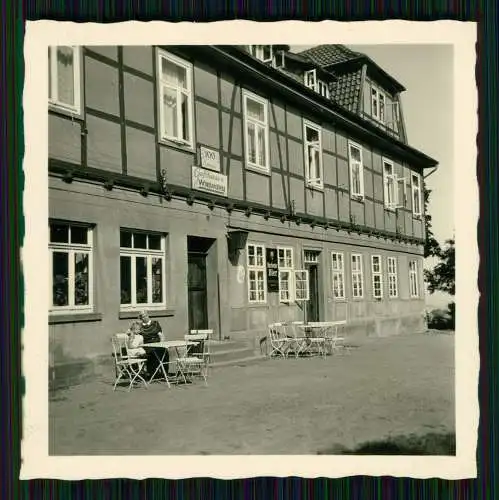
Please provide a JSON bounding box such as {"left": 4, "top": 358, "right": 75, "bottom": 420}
{"left": 371, "top": 255, "right": 383, "bottom": 299}
{"left": 294, "top": 270, "right": 310, "bottom": 301}
{"left": 249, "top": 45, "right": 273, "bottom": 63}
{"left": 247, "top": 243, "right": 267, "bottom": 303}
{"left": 387, "top": 256, "right": 398, "bottom": 298}
{"left": 49, "top": 222, "right": 93, "bottom": 314}
{"left": 317, "top": 80, "right": 330, "bottom": 98}
{"left": 243, "top": 90, "right": 270, "bottom": 173}
{"left": 303, "top": 120, "right": 323, "bottom": 189}
{"left": 351, "top": 254, "right": 364, "bottom": 299}
{"left": 331, "top": 252, "right": 345, "bottom": 300}
{"left": 371, "top": 86, "right": 386, "bottom": 123}
{"left": 348, "top": 140, "right": 365, "bottom": 200}
{"left": 409, "top": 260, "right": 419, "bottom": 298}
{"left": 278, "top": 247, "right": 294, "bottom": 303}
{"left": 119, "top": 230, "right": 167, "bottom": 311}
{"left": 411, "top": 173, "right": 423, "bottom": 217}
{"left": 48, "top": 46, "right": 82, "bottom": 115}
{"left": 304, "top": 69, "right": 329, "bottom": 98}
{"left": 157, "top": 49, "right": 194, "bottom": 147}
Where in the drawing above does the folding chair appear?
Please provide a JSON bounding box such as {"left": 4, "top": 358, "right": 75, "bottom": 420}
{"left": 111, "top": 333, "right": 148, "bottom": 392}
{"left": 177, "top": 330, "right": 211, "bottom": 385}
{"left": 287, "top": 321, "right": 306, "bottom": 358}
{"left": 303, "top": 322, "right": 328, "bottom": 358}
{"left": 268, "top": 323, "right": 291, "bottom": 358}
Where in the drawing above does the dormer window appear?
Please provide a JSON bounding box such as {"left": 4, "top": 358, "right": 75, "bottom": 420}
{"left": 371, "top": 86, "right": 386, "bottom": 123}
{"left": 304, "top": 69, "right": 330, "bottom": 99}
{"left": 249, "top": 45, "right": 273, "bottom": 63}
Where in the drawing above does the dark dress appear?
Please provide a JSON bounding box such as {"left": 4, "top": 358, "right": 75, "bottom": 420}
{"left": 140, "top": 320, "right": 169, "bottom": 375}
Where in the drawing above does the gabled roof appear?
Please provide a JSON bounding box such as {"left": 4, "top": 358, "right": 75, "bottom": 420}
{"left": 329, "top": 69, "right": 363, "bottom": 113}
{"left": 298, "top": 44, "right": 363, "bottom": 67}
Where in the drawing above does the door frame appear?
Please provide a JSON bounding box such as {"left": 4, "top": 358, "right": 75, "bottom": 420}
{"left": 302, "top": 248, "right": 324, "bottom": 322}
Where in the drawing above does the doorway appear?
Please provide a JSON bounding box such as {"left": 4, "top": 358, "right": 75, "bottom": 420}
{"left": 187, "top": 236, "right": 214, "bottom": 332}
{"left": 304, "top": 250, "right": 321, "bottom": 322}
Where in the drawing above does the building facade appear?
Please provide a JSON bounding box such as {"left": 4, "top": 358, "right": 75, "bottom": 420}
{"left": 48, "top": 44, "right": 437, "bottom": 383}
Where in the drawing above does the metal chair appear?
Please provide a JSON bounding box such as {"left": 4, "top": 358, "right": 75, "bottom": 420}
{"left": 177, "top": 330, "right": 211, "bottom": 385}
{"left": 111, "top": 333, "right": 148, "bottom": 392}
{"left": 268, "top": 323, "right": 291, "bottom": 358}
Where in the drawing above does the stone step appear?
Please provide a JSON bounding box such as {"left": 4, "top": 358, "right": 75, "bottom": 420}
{"left": 206, "top": 339, "right": 250, "bottom": 354}
{"left": 208, "top": 346, "right": 256, "bottom": 364}
{"left": 210, "top": 354, "right": 267, "bottom": 369}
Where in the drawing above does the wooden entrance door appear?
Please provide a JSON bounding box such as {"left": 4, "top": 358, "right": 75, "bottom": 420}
{"left": 306, "top": 263, "right": 320, "bottom": 322}
{"left": 187, "top": 252, "right": 208, "bottom": 331}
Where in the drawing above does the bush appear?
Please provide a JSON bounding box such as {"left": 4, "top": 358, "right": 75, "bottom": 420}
{"left": 426, "top": 302, "right": 455, "bottom": 330}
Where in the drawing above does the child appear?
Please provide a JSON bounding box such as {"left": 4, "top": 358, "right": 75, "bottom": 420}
{"left": 127, "top": 320, "right": 146, "bottom": 358}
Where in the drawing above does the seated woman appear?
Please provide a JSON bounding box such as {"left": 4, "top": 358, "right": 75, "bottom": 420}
{"left": 138, "top": 310, "right": 169, "bottom": 377}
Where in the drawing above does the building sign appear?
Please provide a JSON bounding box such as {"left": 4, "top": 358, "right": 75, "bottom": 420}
{"left": 200, "top": 146, "right": 221, "bottom": 172}
{"left": 266, "top": 248, "right": 279, "bottom": 293}
{"left": 192, "top": 166, "right": 228, "bottom": 197}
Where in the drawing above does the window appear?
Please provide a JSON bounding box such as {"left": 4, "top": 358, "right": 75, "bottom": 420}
{"left": 351, "top": 254, "right": 364, "bottom": 298}
{"left": 249, "top": 45, "right": 273, "bottom": 62}
{"left": 331, "top": 252, "right": 345, "bottom": 300}
{"left": 294, "top": 270, "right": 310, "bottom": 301}
{"left": 371, "top": 255, "right": 383, "bottom": 299}
{"left": 409, "top": 260, "right": 419, "bottom": 298}
{"left": 348, "top": 141, "right": 365, "bottom": 199}
{"left": 157, "top": 49, "right": 194, "bottom": 146}
{"left": 411, "top": 173, "right": 422, "bottom": 217}
{"left": 383, "top": 159, "right": 396, "bottom": 209}
{"left": 278, "top": 247, "right": 294, "bottom": 303}
{"left": 303, "top": 121, "right": 323, "bottom": 189}
{"left": 387, "top": 256, "right": 398, "bottom": 298}
{"left": 243, "top": 91, "right": 269, "bottom": 171}
{"left": 304, "top": 69, "right": 329, "bottom": 98}
{"left": 48, "top": 46, "right": 81, "bottom": 114}
{"left": 371, "top": 86, "right": 386, "bottom": 122}
{"left": 120, "top": 230, "right": 166, "bottom": 310}
{"left": 247, "top": 243, "right": 266, "bottom": 303}
{"left": 49, "top": 222, "right": 93, "bottom": 313}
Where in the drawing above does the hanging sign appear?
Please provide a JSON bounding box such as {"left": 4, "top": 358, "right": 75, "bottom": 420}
{"left": 266, "top": 248, "right": 279, "bottom": 293}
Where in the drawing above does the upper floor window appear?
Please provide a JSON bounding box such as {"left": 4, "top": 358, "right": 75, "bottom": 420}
{"left": 157, "top": 50, "right": 194, "bottom": 147}
{"left": 387, "top": 256, "right": 398, "bottom": 298}
{"left": 411, "top": 173, "right": 422, "bottom": 217}
{"left": 351, "top": 254, "right": 364, "bottom": 299}
{"left": 303, "top": 121, "right": 323, "bottom": 189}
{"left": 383, "top": 158, "right": 405, "bottom": 210}
{"left": 243, "top": 90, "right": 269, "bottom": 172}
{"left": 348, "top": 141, "right": 364, "bottom": 200}
{"left": 409, "top": 260, "right": 419, "bottom": 298}
{"left": 304, "top": 69, "right": 330, "bottom": 98}
{"left": 49, "top": 221, "right": 93, "bottom": 313}
{"left": 120, "top": 230, "right": 166, "bottom": 310}
{"left": 371, "top": 255, "right": 383, "bottom": 299}
{"left": 247, "top": 243, "right": 267, "bottom": 303}
{"left": 48, "top": 46, "right": 81, "bottom": 114}
{"left": 331, "top": 252, "right": 345, "bottom": 300}
{"left": 371, "top": 86, "right": 386, "bottom": 123}
{"left": 249, "top": 45, "right": 273, "bottom": 63}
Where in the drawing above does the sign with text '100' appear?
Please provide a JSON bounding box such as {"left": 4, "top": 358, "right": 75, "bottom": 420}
{"left": 200, "top": 146, "right": 221, "bottom": 172}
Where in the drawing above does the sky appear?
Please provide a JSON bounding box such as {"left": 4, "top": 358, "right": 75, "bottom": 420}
{"left": 291, "top": 44, "right": 454, "bottom": 246}
{"left": 292, "top": 44, "right": 455, "bottom": 307}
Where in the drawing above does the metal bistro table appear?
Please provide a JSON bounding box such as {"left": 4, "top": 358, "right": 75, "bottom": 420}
{"left": 296, "top": 323, "right": 329, "bottom": 358}
{"left": 140, "top": 340, "right": 198, "bottom": 388}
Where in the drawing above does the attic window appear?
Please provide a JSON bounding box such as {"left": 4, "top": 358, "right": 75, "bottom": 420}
{"left": 304, "top": 70, "right": 330, "bottom": 99}
{"left": 249, "top": 45, "right": 273, "bottom": 63}
{"left": 371, "top": 86, "right": 386, "bottom": 123}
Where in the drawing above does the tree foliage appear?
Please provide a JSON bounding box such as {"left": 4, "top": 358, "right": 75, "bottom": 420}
{"left": 424, "top": 239, "right": 455, "bottom": 296}
{"left": 423, "top": 187, "right": 441, "bottom": 258}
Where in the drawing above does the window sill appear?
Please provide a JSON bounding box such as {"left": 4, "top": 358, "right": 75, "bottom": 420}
{"left": 246, "top": 164, "right": 271, "bottom": 176}
{"left": 351, "top": 195, "right": 365, "bottom": 203}
{"left": 158, "top": 138, "right": 196, "bottom": 155}
{"left": 119, "top": 309, "right": 175, "bottom": 320}
{"left": 49, "top": 104, "right": 84, "bottom": 121}
{"left": 49, "top": 312, "right": 103, "bottom": 324}
{"left": 306, "top": 183, "right": 324, "bottom": 192}
{"left": 246, "top": 301, "right": 268, "bottom": 308}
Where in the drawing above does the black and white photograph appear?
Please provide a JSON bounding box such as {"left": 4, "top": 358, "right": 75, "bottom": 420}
{"left": 21, "top": 20, "right": 477, "bottom": 479}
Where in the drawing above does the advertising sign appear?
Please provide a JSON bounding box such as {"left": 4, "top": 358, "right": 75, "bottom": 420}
{"left": 199, "top": 146, "right": 221, "bottom": 172}
{"left": 266, "top": 248, "right": 279, "bottom": 293}
{"left": 192, "top": 166, "right": 228, "bottom": 197}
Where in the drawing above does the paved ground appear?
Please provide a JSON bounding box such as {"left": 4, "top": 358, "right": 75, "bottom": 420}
{"left": 49, "top": 332, "right": 455, "bottom": 455}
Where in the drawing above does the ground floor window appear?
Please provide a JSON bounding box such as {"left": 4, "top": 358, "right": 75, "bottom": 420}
{"left": 351, "top": 254, "right": 364, "bottom": 298}
{"left": 371, "top": 255, "right": 383, "bottom": 299}
{"left": 120, "top": 229, "right": 166, "bottom": 310}
{"left": 409, "top": 259, "right": 419, "bottom": 298}
{"left": 247, "top": 243, "right": 266, "bottom": 303}
{"left": 387, "top": 256, "right": 398, "bottom": 298}
{"left": 278, "top": 247, "right": 294, "bottom": 303}
{"left": 49, "top": 221, "right": 93, "bottom": 313}
{"left": 331, "top": 252, "right": 345, "bottom": 299}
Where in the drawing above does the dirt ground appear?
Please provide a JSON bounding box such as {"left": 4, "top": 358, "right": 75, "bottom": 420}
{"left": 49, "top": 332, "right": 455, "bottom": 455}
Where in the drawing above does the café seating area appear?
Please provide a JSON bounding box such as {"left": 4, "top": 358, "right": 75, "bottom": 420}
{"left": 267, "top": 320, "right": 349, "bottom": 359}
